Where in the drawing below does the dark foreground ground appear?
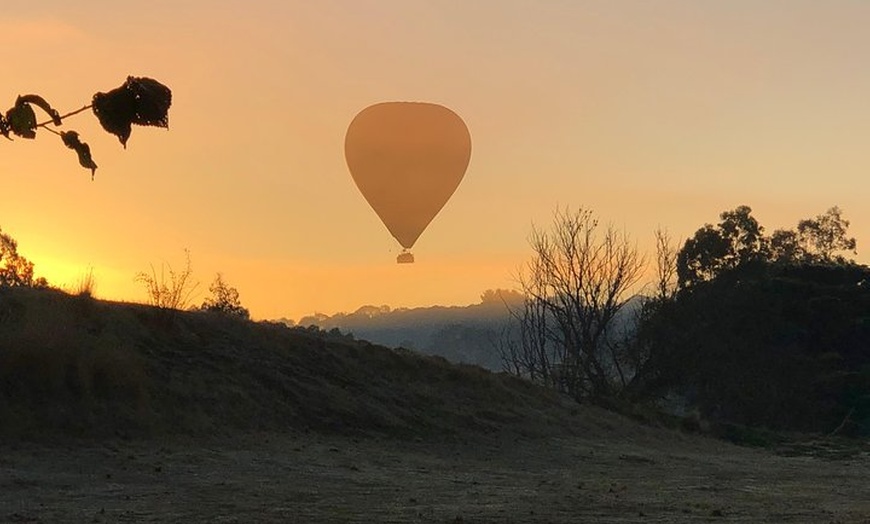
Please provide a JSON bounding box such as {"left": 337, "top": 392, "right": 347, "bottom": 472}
{"left": 3, "top": 427, "right": 869, "bottom": 524}
{"left": 2, "top": 289, "right": 869, "bottom": 522}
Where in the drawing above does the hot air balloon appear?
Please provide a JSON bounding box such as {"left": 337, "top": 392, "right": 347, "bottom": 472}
{"left": 345, "top": 102, "right": 471, "bottom": 263}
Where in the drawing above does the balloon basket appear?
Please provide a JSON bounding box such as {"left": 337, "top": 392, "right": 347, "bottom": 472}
{"left": 397, "top": 251, "right": 415, "bottom": 264}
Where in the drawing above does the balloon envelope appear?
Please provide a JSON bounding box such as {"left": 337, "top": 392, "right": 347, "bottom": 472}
{"left": 345, "top": 102, "right": 471, "bottom": 252}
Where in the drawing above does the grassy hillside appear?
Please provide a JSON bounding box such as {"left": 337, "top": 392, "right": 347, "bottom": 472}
{"left": 0, "top": 287, "right": 590, "bottom": 440}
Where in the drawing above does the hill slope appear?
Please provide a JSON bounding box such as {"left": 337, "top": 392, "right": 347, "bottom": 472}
{"left": 1, "top": 287, "right": 589, "bottom": 440}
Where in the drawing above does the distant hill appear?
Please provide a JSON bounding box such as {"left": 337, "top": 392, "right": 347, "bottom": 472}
{"left": 286, "top": 290, "right": 525, "bottom": 371}
{"left": 284, "top": 290, "right": 644, "bottom": 372}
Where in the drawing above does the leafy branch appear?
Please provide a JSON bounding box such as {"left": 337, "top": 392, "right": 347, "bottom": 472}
{"left": 1, "top": 76, "right": 172, "bottom": 180}
{"left": 37, "top": 105, "right": 93, "bottom": 128}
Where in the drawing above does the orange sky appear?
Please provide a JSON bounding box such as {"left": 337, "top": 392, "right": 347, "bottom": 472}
{"left": 2, "top": 1, "right": 870, "bottom": 321}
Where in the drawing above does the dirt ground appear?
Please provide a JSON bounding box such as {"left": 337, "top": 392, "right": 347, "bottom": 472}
{"left": 2, "top": 429, "right": 869, "bottom": 524}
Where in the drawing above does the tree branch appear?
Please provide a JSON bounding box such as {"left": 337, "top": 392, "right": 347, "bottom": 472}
{"left": 36, "top": 104, "right": 93, "bottom": 128}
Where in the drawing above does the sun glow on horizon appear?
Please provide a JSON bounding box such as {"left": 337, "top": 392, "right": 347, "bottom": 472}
{"left": 3, "top": 1, "right": 870, "bottom": 321}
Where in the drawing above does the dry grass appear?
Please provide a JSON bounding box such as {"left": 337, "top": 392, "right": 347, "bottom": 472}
{"left": 0, "top": 286, "right": 575, "bottom": 441}
{"left": 0, "top": 288, "right": 150, "bottom": 437}
{"left": 73, "top": 266, "right": 96, "bottom": 297}
{"left": 2, "top": 421, "right": 869, "bottom": 523}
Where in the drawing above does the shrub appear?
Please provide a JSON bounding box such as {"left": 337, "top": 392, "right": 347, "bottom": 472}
{"left": 0, "top": 227, "right": 47, "bottom": 288}
{"left": 135, "top": 249, "right": 199, "bottom": 310}
{"left": 199, "top": 273, "right": 249, "bottom": 319}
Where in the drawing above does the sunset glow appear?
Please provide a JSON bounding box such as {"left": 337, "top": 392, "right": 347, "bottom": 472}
{"left": 3, "top": 1, "right": 870, "bottom": 320}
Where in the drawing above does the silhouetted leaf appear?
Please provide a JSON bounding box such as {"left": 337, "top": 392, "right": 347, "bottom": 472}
{"left": 127, "top": 77, "right": 171, "bottom": 127}
{"left": 92, "top": 76, "right": 172, "bottom": 148}
{"left": 0, "top": 114, "right": 9, "bottom": 140}
{"left": 5, "top": 100, "right": 37, "bottom": 139}
{"left": 17, "top": 94, "right": 62, "bottom": 126}
{"left": 91, "top": 86, "right": 134, "bottom": 146}
{"left": 61, "top": 131, "right": 98, "bottom": 180}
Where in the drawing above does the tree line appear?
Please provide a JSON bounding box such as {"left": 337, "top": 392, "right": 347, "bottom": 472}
{"left": 499, "top": 205, "right": 870, "bottom": 435}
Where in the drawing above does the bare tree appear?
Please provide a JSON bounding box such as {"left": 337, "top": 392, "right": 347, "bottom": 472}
{"left": 652, "top": 227, "right": 678, "bottom": 301}
{"left": 501, "top": 207, "right": 645, "bottom": 401}
{"left": 496, "top": 277, "right": 561, "bottom": 388}
{"left": 135, "top": 249, "right": 199, "bottom": 311}
{"left": 622, "top": 227, "right": 681, "bottom": 398}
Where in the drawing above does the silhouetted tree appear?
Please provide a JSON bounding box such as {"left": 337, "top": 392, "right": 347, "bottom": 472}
{"left": 502, "top": 207, "right": 645, "bottom": 401}
{"left": 796, "top": 206, "right": 856, "bottom": 263}
{"left": 680, "top": 205, "right": 857, "bottom": 287}
{"left": 479, "top": 288, "right": 525, "bottom": 306}
{"left": 677, "top": 205, "right": 766, "bottom": 288}
{"left": 200, "top": 273, "right": 250, "bottom": 320}
{"left": 639, "top": 204, "right": 870, "bottom": 434}
{"left": 622, "top": 228, "right": 680, "bottom": 399}
{"left": 0, "top": 228, "right": 46, "bottom": 288}
{"left": 768, "top": 228, "right": 803, "bottom": 264}
{"left": 652, "top": 227, "right": 679, "bottom": 301}
{"left": 2, "top": 76, "right": 171, "bottom": 179}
